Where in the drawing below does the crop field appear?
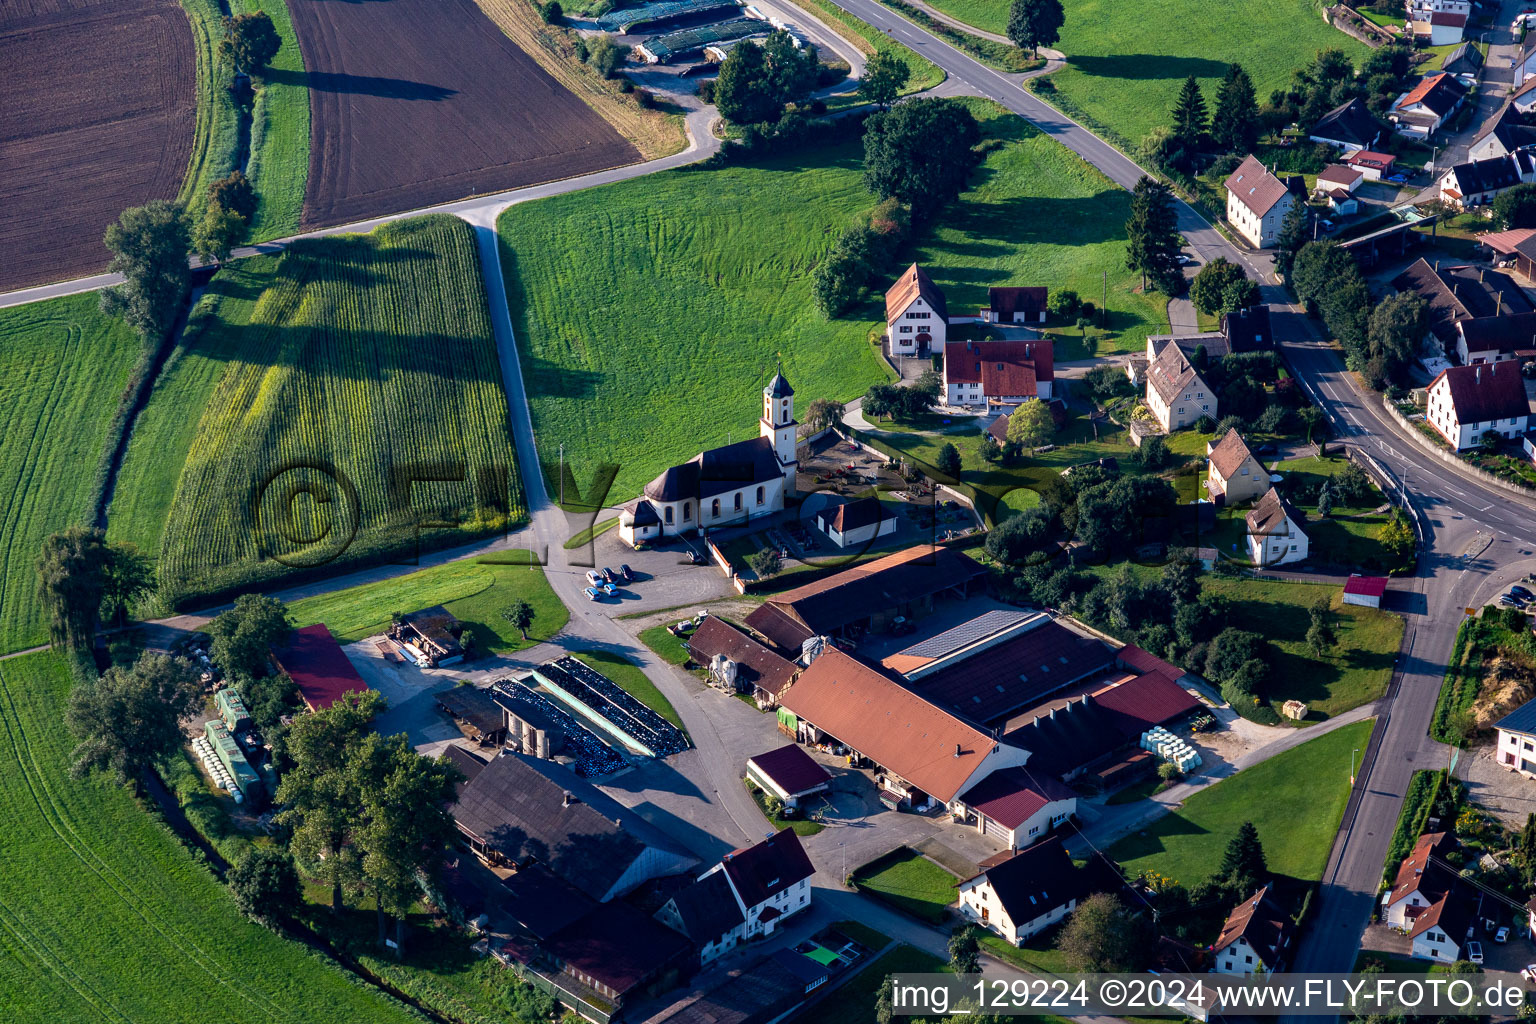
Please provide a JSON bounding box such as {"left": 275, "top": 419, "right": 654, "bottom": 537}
{"left": 922, "top": 0, "right": 1363, "bottom": 150}
{"left": 124, "top": 215, "right": 524, "bottom": 608}
{"left": 0, "top": 295, "right": 141, "bottom": 654}
{"left": 0, "top": 652, "right": 427, "bottom": 1023}
{"left": 289, "top": 0, "right": 638, "bottom": 228}
{"left": 0, "top": 0, "right": 195, "bottom": 291}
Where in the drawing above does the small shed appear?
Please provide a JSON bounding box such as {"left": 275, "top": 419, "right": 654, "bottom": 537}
{"left": 1342, "top": 574, "right": 1388, "bottom": 609}
{"left": 746, "top": 744, "right": 831, "bottom": 807}
{"left": 1281, "top": 699, "right": 1308, "bottom": 721}
{"left": 435, "top": 685, "right": 508, "bottom": 746}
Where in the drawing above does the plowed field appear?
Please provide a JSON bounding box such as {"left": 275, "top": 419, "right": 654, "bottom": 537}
{"left": 0, "top": 0, "right": 194, "bottom": 291}
{"left": 290, "top": 0, "right": 639, "bottom": 227}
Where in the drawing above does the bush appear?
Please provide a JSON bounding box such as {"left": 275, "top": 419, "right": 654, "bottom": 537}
{"left": 696, "top": 78, "right": 715, "bottom": 103}
{"left": 540, "top": 0, "right": 563, "bottom": 21}
{"left": 589, "top": 36, "right": 628, "bottom": 78}
{"left": 634, "top": 88, "right": 655, "bottom": 109}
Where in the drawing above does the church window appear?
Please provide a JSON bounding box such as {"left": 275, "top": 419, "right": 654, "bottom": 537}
{"left": 734, "top": 493, "right": 742, "bottom": 511}
{"left": 664, "top": 506, "right": 673, "bottom": 524}
{"left": 683, "top": 503, "right": 692, "bottom": 521}
{"left": 756, "top": 486, "right": 764, "bottom": 505}
{"left": 711, "top": 499, "right": 720, "bottom": 518}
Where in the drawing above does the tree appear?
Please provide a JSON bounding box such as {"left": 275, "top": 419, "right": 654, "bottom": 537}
{"left": 1380, "top": 508, "right": 1414, "bottom": 560}
{"left": 502, "top": 599, "right": 535, "bottom": 640}
{"left": 207, "top": 170, "right": 258, "bottom": 220}
{"left": 1273, "top": 199, "right": 1309, "bottom": 285}
{"left": 1218, "top": 821, "right": 1268, "bottom": 891}
{"left": 863, "top": 98, "right": 982, "bottom": 216}
{"left": 100, "top": 200, "right": 191, "bottom": 342}
{"left": 1138, "top": 433, "right": 1170, "bottom": 471}
{"left": 1211, "top": 63, "right": 1259, "bottom": 154}
{"left": 1205, "top": 628, "right": 1268, "bottom": 687}
{"left": 219, "top": 11, "right": 282, "bottom": 74}
{"left": 588, "top": 36, "right": 628, "bottom": 79}
{"left": 1316, "top": 481, "right": 1334, "bottom": 518}
{"left": 936, "top": 442, "right": 962, "bottom": 480}
{"left": 1518, "top": 814, "right": 1536, "bottom": 889}
{"left": 208, "top": 593, "right": 292, "bottom": 686}
{"left": 746, "top": 547, "right": 782, "bottom": 578}
{"left": 1170, "top": 75, "right": 1208, "bottom": 152}
{"left": 858, "top": 48, "right": 911, "bottom": 108}
{"left": 1125, "top": 177, "right": 1183, "bottom": 296}
{"left": 1048, "top": 289, "right": 1082, "bottom": 320}
{"left": 100, "top": 541, "right": 154, "bottom": 629}
{"left": 66, "top": 653, "right": 201, "bottom": 789}
{"left": 876, "top": 977, "right": 896, "bottom": 1024}
{"left": 36, "top": 526, "right": 117, "bottom": 650}
{"left": 1189, "top": 258, "right": 1259, "bottom": 317}
{"left": 229, "top": 847, "right": 302, "bottom": 926}
{"left": 540, "top": 0, "right": 563, "bottom": 22}
{"left": 948, "top": 925, "right": 981, "bottom": 974}
{"left": 1300, "top": 405, "right": 1326, "bottom": 443}
{"left": 192, "top": 203, "right": 247, "bottom": 266}
{"left": 761, "top": 31, "right": 820, "bottom": 109}
{"left": 1006, "top": 399, "right": 1055, "bottom": 448}
{"left": 804, "top": 397, "right": 845, "bottom": 433}
{"left": 1494, "top": 183, "right": 1536, "bottom": 229}
{"left": 1293, "top": 241, "right": 1369, "bottom": 362}
{"left": 1006, "top": 0, "right": 1064, "bottom": 57}
{"left": 913, "top": 369, "right": 943, "bottom": 403}
{"left": 984, "top": 506, "right": 1054, "bottom": 565}
{"left": 1307, "top": 595, "right": 1337, "bottom": 655}
{"left": 1057, "top": 893, "right": 1150, "bottom": 972}
{"left": 1366, "top": 291, "right": 1428, "bottom": 386}
{"left": 716, "top": 41, "right": 778, "bottom": 124}
{"left": 1158, "top": 760, "right": 1182, "bottom": 782}
{"left": 1161, "top": 551, "right": 1201, "bottom": 604}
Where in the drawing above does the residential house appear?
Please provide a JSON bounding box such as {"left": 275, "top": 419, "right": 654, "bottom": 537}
{"left": 745, "top": 744, "right": 831, "bottom": 809}
{"left": 1144, "top": 339, "right": 1217, "bottom": 432}
{"left": 1443, "top": 41, "right": 1483, "bottom": 77}
{"left": 1390, "top": 72, "right": 1468, "bottom": 138}
{"left": 1392, "top": 257, "right": 1533, "bottom": 358}
{"left": 1437, "top": 151, "right": 1536, "bottom": 208}
{"left": 1495, "top": 698, "right": 1536, "bottom": 777}
{"left": 815, "top": 495, "right": 898, "bottom": 548}
{"left": 1426, "top": 362, "right": 1532, "bottom": 449}
{"left": 1455, "top": 310, "right": 1536, "bottom": 365}
{"left": 1224, "top": 156, "right": 1298, "bottom": 248}
{"left": 1410, "top": 894, "right": 1474, "bottom": 962}
{"left": 1210, "top": 886, "right": 1295, "bottom": 975}
{"left": 1515, "top": 76, "right": 1536, "bottom": 116}
{"left": 981, "top": 286, "right": 1048, "bottom": 325}
{"left": 1310, "top": 97, "right": 1386, "bottom": 152}
{"left": 653, "top": 870, "right": 745, "bottom": 965}
{"left": 450, "top": 752, "right": 699, "bottom": 898}
{"left": 1470, "top": 103, "right": 1536, "bottom": 162}
{"left": 271, "top": 623, "right": 371, "bottom": 713}
{"left": 685, "top": 614, "right": 799, "bottom": 705}
{"left": 885, "top": 263, "right": 948, "bottom": 357}
{"left": 1381, "top": 832, "right": 1457, "bottom": 928}
{"left": 1316, "top": 164, "right": 1364, "bottom": 195}
{"left": 1408, "top": 0, "right": 1469, "bottom": 45}
{"left": 1133, "top": 306, "right": 1271, "bottom": 386}
{"left": 1348, "top": 150, "right": 1398, "bottom": 181}
{"left": 1246, "top": 488, "right": 1309, "bottom": 567}
{"left": 696, "top": 828, "right": 816, "bottom": 942}
{"left": 942, "top": 338, "right": 1055, "bottom": 408}
{"left": 1222, "top": 305, "right": 1273, "bottom": 351}
{"left": 1342, "top": 574, "right": 1389, "bottom": 609}
{"left": 956, "top": 837, "right": 1084, "bottom": 944}
{"left": 1206, "top": 428, "right": 1268, "bottom": 506}
{"left": 618, "top": 372, "right": 797, "bottom": 544}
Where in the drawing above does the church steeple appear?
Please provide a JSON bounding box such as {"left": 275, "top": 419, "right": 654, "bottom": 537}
{"left": 760, "top": 364, "right": 798, "bottom": 493}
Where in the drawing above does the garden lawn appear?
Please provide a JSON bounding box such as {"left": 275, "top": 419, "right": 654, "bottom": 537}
{"left": 980, "top": 927, "right": 1074, "bottom": 975}
{"left": 572, "top": 649, "right": 689, "bottom": 736}
{"left": 925, "top": 0, "right": 1365, "bottom": 151}
{"left": 638, "top": 624, "right": 692, "bottom": 666}
{"left": 128, "top": 215, "right": 525, "bottom": 610}
{"left": 0, "top": 652, "right": 425, "bottom": 1024}
{"left": 287, "top": 554, "right": 567, "bottom": 653}
{"left": 1202, "top": 577, "right": 1402, "bottom": 718}
{"left": 918, "top": 102, "right": 1168, "bottom": 357}
{"left": 0, "top": 294, "right": 141, "bottom": 653}
{"left": 796, "top": 944, "right": 946, "bottom": 1024}
{"left": 747, "top": 780, "right": 825, "bottom": 836}
{"left": 1106, "top": 719, "right": 1374, "bottom": 887}
{"left": 851, "top": 847, "right": 958, "bottom": 923}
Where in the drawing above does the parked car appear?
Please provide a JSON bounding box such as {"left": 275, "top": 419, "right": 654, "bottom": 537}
{"left": 601, "top": 566, "right": 618, "bottom": 584}
{"left": 1176, "top": 253, "right": 1198, "bottom": 266}
{"left": 1501, "top": 595, "right": 1518, "bottom": 606}
{"left": 586, "top": 570, "right": 604, "bottom": 586}
{"left": 1468, "top": 941, "right": 1485, "bottom": 965}
{"left": 584, "top": 587, "right": 602, "bottom": 602}
{"left": 1511, "top": 585, "right": 1533, "bottom": 601}
{"left": 619, "top": 563, "right": 635, "bottom": 582}
{"left": 601, "top": 583, "right": 618, "bottom": 596}
{"left": 1255, "top": 443, "right": 1278, "bottom": 455}
{"left": 1385, "top": 173, "right": 1409, "bottom": 185}
{"left": 1496, "top": 926, "right": 1511, "bottom": 944}
{"left": 1522, "top": 964, "right": 1536, "bottom": 985}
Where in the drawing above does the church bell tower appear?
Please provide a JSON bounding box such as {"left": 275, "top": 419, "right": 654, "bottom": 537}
{"left": 760, "top": 364, "right": 798, "bottom": 495}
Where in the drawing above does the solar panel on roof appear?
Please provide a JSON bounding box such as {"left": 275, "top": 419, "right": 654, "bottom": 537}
{"left": 889, "top": 609, "right": 1032, "bottom": 659}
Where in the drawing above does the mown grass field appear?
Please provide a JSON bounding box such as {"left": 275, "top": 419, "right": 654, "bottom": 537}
{"left": 0, "top": 652, "right": 425, "bottom": 1023}
{"left": 925, "top": 0, "right": 1364, "bottom": 150}
{"left": 120, "top": 215, "right": 523, "bottom": 609}
{"left": 176, "top": 0, "right": 243, "bottom": 206}
{"left": 1107, "top": 719, "right": 1373, "bottom": 887}
{"left": 238, "top": 0, "right": 309, "bottom": 240}
{"left": 850, "top": 847, "right": 958, "bottom": 922}
{"left": 0, "top": 295, "right": 141, "bottom": 654}
{"left": 286, "top": 554, "right": 568, "bottom": 653}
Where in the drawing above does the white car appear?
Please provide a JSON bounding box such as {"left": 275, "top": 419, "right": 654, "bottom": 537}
{"left": 1496, "top": 926, "right": 1512, "bottom": 944}
{"left": 1521, "top": 964, "right": 1536, "bottom": 985}
{"left": 1467, "top": 941, "right": 1484, "bottom": 964}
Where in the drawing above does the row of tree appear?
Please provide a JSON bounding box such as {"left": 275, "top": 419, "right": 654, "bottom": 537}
{"left": 1290, "top": 240, "right": 1427, "bottom": 388}
{"left": 1149, "top": 64, "right": 1259, "bottom": 176}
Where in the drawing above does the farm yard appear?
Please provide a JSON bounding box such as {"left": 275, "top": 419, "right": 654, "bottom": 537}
{"left": 0, "top": 0, "right": 195, "bottom": 291}
{"left": 0, "top": 652, "right": 429, "bottom": 1024}
{"left": 289, "top": 0, "right": 639, "bottom": 228}
{"left": 0, "top": 294, "right": 141, "bottom": 654}
{"left": 122, "top": 215, "right": 525, "bottom": 609}
{"left": 920, "top": 0, "right": 1364, "bottom": 151}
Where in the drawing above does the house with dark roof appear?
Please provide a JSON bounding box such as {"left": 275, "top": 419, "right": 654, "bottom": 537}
{"left": 746, "top": 744, "right": 831, "bottom": 808}
{"left": 956, "top": 836, "right": 1085, "bottom": 944}
{"left": 1455, "top": 310, "right": 1536, "bottom": 365}
{"left": 1391, "top": 72, "right": 1468, "bottom": 138}
{"left": 1224, "top": 155, "right": 1298, "bottom": 248}
{"left": 1381, "top": 831, "right": 1457, "bottom": 928}
{"left": 1392, "top": 257, "right": 1534, "bottom": 354}
{"left": 450, "top": 752, "right": 699, "bottom": 899}
{"left": 958, "top": 767, "right": 1078, "bottom": 850}
{"left": 1205, "top": 428, "right": 1267, "bottom": 506}
{"left": 655, "top": 870, "right": 746, "bottom": 964}
{"left": 1470, "top": 103, "right": 1536, "bottom": 162}
{"left": 981, "top": 285, "right": 1049, "bottom": 325}
{"left": 814, "top": 495, "right": 898, "bottom": 549}
{"left": 694, "top": 828, "right": 817, "bottom": 944}
{"left": 686, "top": 615, "right": 799, "bottom": 704}
{"left": 1144, "top": 339, "right": 1217, "bottom": 431}
{"left": 942, "top": 338, "right": 1055, "bottom": 408}
{"left": 1409, "top": 892, "right": 1475, "bottom": 962}
{"left": 1437, "top": 151, "right": 1536, "bottom": 209}
{"left": 1495, "top": 698, "right": 1536, "bottom": 777}
{"left": 1223, "top": 306, "right": 1272, "bottom": 355}
{"left": 435, "top": 685, "right": 506, "bottom": 745}
{"left": 1309, "top": 97, "right": 1385, "bottom": 152}
{"left": 1246, "top": 488, "right": 1308, "bottom": 567}
{"left": 271, "top": 623, "right": 371, "bottom": 712}
{"left": 394, "top": 606, "right": 466, "bottom": 667}
{"left": 1211, "top": 886, "right": 1294, "bottom": 975}
{"left": 886, "top": 263, "right": 948, "bottom": 357}
{"left": 618, "top": 372, "right": 798, "bottom": 545}
{"left": 1426, "top": 362, "right": 1532, "bottom": 449}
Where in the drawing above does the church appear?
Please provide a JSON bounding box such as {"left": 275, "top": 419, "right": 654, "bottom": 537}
{"left": 617, "top": 371, "right": 798, "bottom": 546}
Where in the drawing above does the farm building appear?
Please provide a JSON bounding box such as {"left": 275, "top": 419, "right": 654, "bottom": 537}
{"left": 451, "top": 751, "right": 698, "bottom": 898}
{"left": 745, "top": 744, "right": 831, "bottom": 808}
{"left": 393, "top": 605, "right": 467, "bottom": 667}
{"left": 654, "top": 870, "right": 745, "bottom": 965}
{"left": 494, "top": 682, "right": 627, "bottom": 776}
{"left": 1454, "top": 311, "right": 1536, "bottom": 366}
{"left": 885, "top": 263, "right": 948, "bottom": 357}
{"left": 814, "top": 496, "right": 897, "bottom": 548}
{"left": 979, "top": 286, "right": 1048, "bottom": 324}
{"left": 942, "top": 338, "right": 1055, "bottom": 408}
{"left": 636, "top": 19, "right": 765, "bottom": 63}
{"left": 435, "top": 685, "right": 507, "bottom": 745}
{"left": 956, "top": 836, "right": 1084, "bottom": 944}
{"left": 204, "top": 719, "right": 264, "bottom": 805}
{"left": 1342, "top": 575, "right": 1388, "bottom": 608}
{"left": 598, "top": 0, "right": 742, "bottom": 32}
{"left": 1392, "top": 257, "right": 1533, "bottom": 357}
{"left": 685, "top": 615, "right": 798, "bottom": 704}
{"left": 648, "top": 945, "right": 830, "bottom": 1024}
{"left": 271, "top": 623, "right": 371, "bottom": 712}
{"left": 533, "top": 655, "right": 689, "bottom": 758}
{"left": 441, "top": 744, "right": 488, "bottom": 797}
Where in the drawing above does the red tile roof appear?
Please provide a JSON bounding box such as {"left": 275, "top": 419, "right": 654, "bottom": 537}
{"left": 945, "top": 339, "right": 1056, "bottom": 395}
{"left": 987, "top": 286, "right": 1048, "bottom": 319}
{"left": 1092, "top": 670, "right": 1201, "bottom": 723}
{"left": 272, "top": 623, "right": 370, "bottom": 711}
{"left": 885, "top": 263, "right": 948, "bottom": 323}
{"left": 1349, "top": 151, "right": 1397, "bottom": 171}
{"left": 1343, "top": 575, "right": 1389, "bottom": 599}
{"left": 960, "top": 766, "right": 1076, "bottom": 828}
{"left": 1207, "top": 428, "right": 1258, "bottom": 481}
{"left": 747, "top": 744, "right": 831, "bottom": 796}
{"left": 1225, "top": 155, "right": 1292, "bottom": 217}
{"left": 1387, "top": 831, "right": 1455, "bottom": 907}
{"left": 1431, "top": 361, "right": 1532, "bottom": 424}
{"left": 1430, "top": 11, "right": 1467, "bottom": 26}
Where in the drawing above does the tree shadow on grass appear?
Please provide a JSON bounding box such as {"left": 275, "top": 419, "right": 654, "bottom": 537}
{"left": 1067, "top": 54, "right": 1231, "bottom": 82}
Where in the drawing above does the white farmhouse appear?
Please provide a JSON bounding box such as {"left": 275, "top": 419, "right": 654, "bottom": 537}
{"left": 1495, "top": 699, "right": 1536, "bottom": 777}
{"left": 1245, "top": 488, "right": 1308, "bottom": 567}
{"left": 1409, "top": 895, "right": 1472, "bottom": 962}
{"left": 956, "top": 837, "right": 1083, "bottom": 945}
{"left": 1224, "top": 156, "right": 1297, "bottom": 248}
{"left": 885, "top": 263, "right": 947, "bottom": 358}
{"left": 1426, "top": 362, "right": 1532, "bottom": 450}
{"left": 1144, "top": 339, "right": 1216, "bottom": 432}
{"left": 942, "top": 338, "right": 1055, "bottom": 409}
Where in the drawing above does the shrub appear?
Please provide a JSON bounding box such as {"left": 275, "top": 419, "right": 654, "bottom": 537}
{"left": 696, "top": 78, "right": 715, "bottom": 103}
{"left": 634, "top": 88, "right": 655, "bottom": 109}
{"left": 540, "top": 0, "right": 563, "bottom": 22}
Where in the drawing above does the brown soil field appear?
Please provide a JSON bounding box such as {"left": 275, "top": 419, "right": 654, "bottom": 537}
{"left": 0, "top": 0, "right": 195, "bottom": 292}
{"left": 290, "top": 0, "right": 641, "bottom": 228}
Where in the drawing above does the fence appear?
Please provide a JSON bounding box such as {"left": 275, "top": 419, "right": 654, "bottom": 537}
{"left": 1378, "top": 396, "right": 1536, "bottom": 502}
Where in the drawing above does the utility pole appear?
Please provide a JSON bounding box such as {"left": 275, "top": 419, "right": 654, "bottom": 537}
{"left": 558, "top": 443, "right": 565, "bottom": 506}
{"left": 1350, "top": 747, "right": 1359, "bottom": 786}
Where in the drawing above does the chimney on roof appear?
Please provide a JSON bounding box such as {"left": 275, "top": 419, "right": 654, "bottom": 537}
{"left": 954, "top": 743, "right": 962, "bottom": 758}
{"left": 562, "top": 790, "right": 576, "bottom": 807}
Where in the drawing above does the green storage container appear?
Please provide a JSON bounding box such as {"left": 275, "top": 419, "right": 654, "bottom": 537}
{"left": 204, "top": 719, "right": 263, "bottom": 805}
